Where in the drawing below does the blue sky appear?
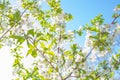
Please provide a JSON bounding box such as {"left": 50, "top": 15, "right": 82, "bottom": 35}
{"left": 61, "top": 0, "right": 120, "bottom": 46}
{"left": 61, "top": 0, "right": 120, "bottom": 30}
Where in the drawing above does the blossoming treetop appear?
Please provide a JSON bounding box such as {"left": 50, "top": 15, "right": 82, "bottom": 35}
{"left": 0, "top": 0, "right": 120, "bottom": 80}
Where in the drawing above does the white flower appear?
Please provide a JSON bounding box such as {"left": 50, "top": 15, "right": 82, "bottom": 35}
{"left": 116, "top": 24, "right": 120, "bottom": 29}
{"left": 78, "top": 26, "right": 83, "bottom": 30}
{"left": 90, "top": 56, "right": 96, "bottom": 62}
{"left": 82, "top": 48, "right": 90, "bottom": 56}
{"left": 89, "top": 49, "right": 97, "bottom": 62}
{"left": 95, "top": 22, "right": 99, "bottom": 26}
{"left": 84, "top": 30, "right": 93, "bottom": 48}
{"left": 68, "top": 30, "right": 74, "bottom": 36}
{"left": 51, "top": 12, "right": 66, "bottom": 26}
{"left": 75, "top": 54, "right": 82, "bottom": 62}
{"left": 16, "top": 0, "right": 22, "bottom": 6}
{"left": 98, "top": 50, "right": 108, "bottom": 57}
{"left": 114, "top": 7, "right": 120, "bottom": 12}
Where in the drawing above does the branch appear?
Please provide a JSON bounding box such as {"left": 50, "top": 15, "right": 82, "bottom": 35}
{"left": 63, "top": 47, "right": 95, "bottom": 80}
{"left": 63, "top": 67, "right": 77, "bottom": 80}
{"left": 0, "top": 27, "right": 12, "bottom": 40}
{"left": 70, "top": 75, "right": 80, "bottom": 78}
{"left": 57, "top": 28, "right": 62, "bottom": 53}
{"left": 28, "top": 37, "right": 64, "bottom": 80}
{"left": 0, "top": 6, "right": 28, "bottom": 40}
{"left": 111, "top": 14, "right": 120, "bottom": 24}
{"left": 84, "top": 47, "right": 94, "bottom": 61}
{"left": 36, "top": 47, "right": 64, "bottom": 80}
{"left": 64, "top": 47, "right": 94, "bottom": 80}
{"left": 64, "top": 11, "right": 120, "bottom": 80}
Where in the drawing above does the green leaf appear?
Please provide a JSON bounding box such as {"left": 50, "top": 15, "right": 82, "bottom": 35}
{"left": 31, "top": 50, "right": 37, "bottom": 58}
{"left": 71, "top": 44, "right": 77, "bottom": 52}
{"left": 88, "top": 26, "right": 100, "bottom": 32}
{"left": 37, "top": 36, "right": 48, "bottom": 41}
{"left": 47, "top": 67, "right": 53, "bottom": 74}
{"left": 99, "top": 46, "right": 105, "bottom": 51}
{"left": 77, "top": 30, "right": 83, "bottom": 36}
{"left": 14, "top": 10, "right": 21, "bottom": 22}
{"left": 27, "top": 41, "right": 34, "bottom": 49}
{"left": 89, "top": 36, "right": 98, "bottom": 39}
{"left": 13, "top": 59, "right": 20, "bottom": 67}
{"left": 64, "top": 13, "right": 73, "bottom": 21}
{"left": 85, "top": 76, "right": 94, "bottom": 80}
{"left": 27, "top": 49, "right": 37, "bottom": 58}
{"left": 64, "top": 50, "right": 71, "bottom": 55}
{"left": 68, "top": 55, "right": 74, "bottom": 59}
{"left": 46, "top": 51, "right": 54, "bottom": 56}
{"left": 27, "top": 29, "right": 34, "bottom": 37}
{"left": 110, "top": 72, "right": 114, "bottom": 77}
{"left": 8, "top": 13, "right": 14, "bottom": 20}
{"left": 0, "top": 4, "right": 5, "bottom": 9}
{"left": 10, "top": 35, "right": 25, "bottom": 44}
{"left": 40, "top": 42, "right": 46, "bottom": 49}
{"left": 90, "top": 14, "right": 104, "bottom": 25}
{"left": 48, "top": 43, "right": 53, "bottom": 49}
{"left": 56, "top": 8, "right": 62, "bottom": 14}
{"left": 36, "top": 32, "right": 43, "bottom": 37}
{"left": 0, "top": 43, "right": 3, "bottom": 49}
{"left": 79, "top": 68, "right": 86, "bottom": 74}
{"left": 27, "top": 49, "right": 33, "bottom": 56}
{"left": 117, "top": 4, "right": 120, "bottom": 8}
{"left": 112, "top": 13, "right": 119, "bottom": 18}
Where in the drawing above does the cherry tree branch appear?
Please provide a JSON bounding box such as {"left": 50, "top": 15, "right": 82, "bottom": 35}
{"left": 64, "top": 12, "right": 120, "bottom": 80}
{"left": 0, "top": 27, "right": 12, "bottom": 40}
{"left": 84, "top": 47, "right": 95, "bottom": 61}
{"left": 63, "top": 67, "right": 77, "bottom": 80}
{"left": 111, "top": 14, "right": 120, "bottom": 24}
{"left": 83, "top": 14, "right": 120, "bottom": 61}
{"left": 37, "top": 47, "right": 63, "bottom": 80}
{"left": 27, "top": 37, "right": 64, "bottom": 80}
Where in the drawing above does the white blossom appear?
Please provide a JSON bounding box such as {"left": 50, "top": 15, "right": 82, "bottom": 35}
{"left": 84, "top": 30, "right": 93, "bottom": 48}
{"left": 78, "top": 25, "right": 83, "bottom": 30}
{"left": 75, "top": 54, "right": 82, "bottom": 62}
{"left": 68, "top": 30, "right": 74, "bottom": 38}
{"left": 114, "top": 7, "right": 120, "bottom": 12}
{"left": 51, "top": 12, "right": 66, "bottom": 26}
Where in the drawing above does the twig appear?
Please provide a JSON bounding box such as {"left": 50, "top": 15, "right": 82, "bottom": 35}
{"left": 36, "top": 47, "right": 64, "bottom": 80}
{"left": 111, "top": 14, "right": 120, "bottom": 24}
{"left": 57, "top": 28, "right": 62, "bottom": 53}
{"left": 63, "top": 67, "right": 77, "bottom": 80}
{"left": 64, "top": 11, "right": 120, "bottom": 80}
{"left": 83, "top": 13, "right": 120, "bottom": 62}
{"left": 70, "top": 75, "right": 80, "bottom": 78}
{"left": 63, "top": 47, "right": 94, "bottom": 80}
{"left": 84, "top": 47, "right": 94, "bottom": 61}
{"left": 0, "top": 27, "right": 12, "bottom": 40}
{"left": 28, "top": 37, "right": 64, "bottom": 80}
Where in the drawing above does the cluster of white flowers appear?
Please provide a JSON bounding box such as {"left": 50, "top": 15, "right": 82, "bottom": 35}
{"left": 82, "top": 30, "right": 93, "bottom": 57}
{"left": 51, "top": 12, "right": 66, "bottom": 26}
{"left": 75, "top": 54, "right": 82, "bottom": 62}
{"left": 82, "top": 24, "right": 120, "bottom": 63}
{"left": 78, "top": 26, "right": 83, "bottom": 30}
{"left": 16, "top": 0, "right": 22, "bottom": 7}
{"left": 84, "top": 30, "right": 93, "bottom": 48}
{"left": 67, "top": 30, "right": 74, "bottom": 39}
{"left": 114, "top": 7, "right": 120, "bottom": 12}
{"left": 100, "top": 25, "right": 111, "bottom": 32}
